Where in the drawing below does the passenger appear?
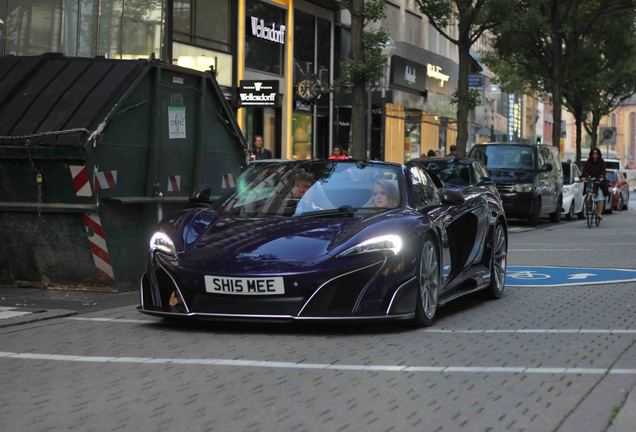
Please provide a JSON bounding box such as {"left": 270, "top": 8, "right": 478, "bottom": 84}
{"left": 426, "top": 149, "right": 436, "bottom": 157}
{"left": 371, "top": 180, "right": 399, "bottom": 208}
{"left": 291, "top": 172, "right": 315, "bottom": 199}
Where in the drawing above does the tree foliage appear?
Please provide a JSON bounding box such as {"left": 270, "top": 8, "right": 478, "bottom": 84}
{"left": 416, "top": 0, "right": 499, "bottom": 157}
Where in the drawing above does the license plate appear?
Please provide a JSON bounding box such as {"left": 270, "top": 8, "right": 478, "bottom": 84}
{"left": 204, "top": 276, "right": 285, "bottom": 295}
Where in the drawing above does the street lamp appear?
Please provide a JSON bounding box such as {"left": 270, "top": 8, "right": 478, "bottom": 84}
{"left": 485, "top": 84, "right": 501, "bottom": 142}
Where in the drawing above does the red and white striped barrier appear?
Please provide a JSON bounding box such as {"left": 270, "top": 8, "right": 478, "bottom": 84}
{"left": 69, "top": 165, "right": 92, "bottom": 197}
{"left": 94, "top": 170, "right": 117, "bottom": 190}
{"left": 221, "top": 173, "right": 235, "bottom": 189}
{"left": 167, "top": 175, "right": 181, "bottom": 192}
{"left": 82, "top": 213, "right": 115, "bottom": 281}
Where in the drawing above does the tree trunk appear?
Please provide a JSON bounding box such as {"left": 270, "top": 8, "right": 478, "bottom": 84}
{"left": 456, "top": 39, "right": 471, "bottom": 158}
{"left": 574, "top": 103, "right": 583, "bottom": 166}
{"left": 590, "top": 111, "right": 600, "bottom": 150}
{"left": 349, "top": 0, "right": 366, "bottom": 160}
{"left": 551, "top": 87, "right": 562, "bottom": 152}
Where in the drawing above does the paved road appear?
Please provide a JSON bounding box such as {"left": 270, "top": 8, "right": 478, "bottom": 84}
{"left": 1, "top": 204, "right": 635, "bottom": 432}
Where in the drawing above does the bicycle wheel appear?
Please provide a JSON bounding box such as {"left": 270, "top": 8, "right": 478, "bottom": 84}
{"left": 585, "top": 197, "right": 593, "bottom": 228}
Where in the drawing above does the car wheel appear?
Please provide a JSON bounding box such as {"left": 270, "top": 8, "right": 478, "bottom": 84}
{"left": 549, "top": 196, "right": 562, "bottom": 223}
{"left": 413, "top": 234, "right": 440, "bottom": 327}
{"left": 528, "top": 198, "right": 540, "bottom": 226}
{"left": 566, "top": 202, "right": 574, "bottom": 220}
{"left": 487, "top": 222, "right": 507, "bottom": 299}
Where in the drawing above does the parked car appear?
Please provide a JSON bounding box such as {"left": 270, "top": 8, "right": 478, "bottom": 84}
{"left": 606, "top": 169, "right": 630, "bottom": 210}
{"left": 411, "top": 157, "right": 499, "bottom": 198}
{"left": 469, "top": 143, "right": 563, "bottom": 225}
{"left": 140, "top": 160, "right": 508, "bottom": 327}
{"left": 561, "top": 161, "right": 584, "bottom": 220}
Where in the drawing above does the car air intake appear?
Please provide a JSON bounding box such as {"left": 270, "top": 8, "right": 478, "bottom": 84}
{"left": 301, "top": 261, "right": 383, "bottom": 316}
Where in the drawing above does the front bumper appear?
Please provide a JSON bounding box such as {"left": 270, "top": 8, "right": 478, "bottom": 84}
{"left": 138, "top": 252, "right": 419, "bottom": 321}
{"left": 498, "top": 192, "right": 534, "bottom": 217}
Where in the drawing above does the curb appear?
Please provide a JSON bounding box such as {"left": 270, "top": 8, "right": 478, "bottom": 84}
{"left": 0, "top": 308, "right": 78, "bottom": 329}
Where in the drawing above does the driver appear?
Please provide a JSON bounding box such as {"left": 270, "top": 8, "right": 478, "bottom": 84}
{"left": 371, "top": 180, "right": 399, "bottom": 208}
{"left": 291, "top": 172, "right": 314, "bottom": 198}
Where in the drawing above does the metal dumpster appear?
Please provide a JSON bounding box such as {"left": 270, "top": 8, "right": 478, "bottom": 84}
{"left": 0, "top": 53, "right": 247, "bottom": 291}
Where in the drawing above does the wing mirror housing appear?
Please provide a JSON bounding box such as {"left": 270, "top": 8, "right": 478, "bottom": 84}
{"left": 190, "top": 186, "right": 212, "bottom": 204}
{"left": 439, "top": 187, "right": 465, "bottom": 205}
{"left": 540, "top": 163, "right": 553, "bottom": 172}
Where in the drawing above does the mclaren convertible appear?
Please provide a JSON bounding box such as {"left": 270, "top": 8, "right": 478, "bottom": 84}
{"left": 139, "top": 160, "right": 508, "bottom": 326}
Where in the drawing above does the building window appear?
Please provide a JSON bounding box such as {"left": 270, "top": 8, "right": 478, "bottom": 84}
{"left": 245, "top": 0, "right": 285, "bottom": 75}
{"left": 4, "top": 0, "right": 63, "bottom": 55}
{"left": 173, "top": 0, "right": 231, "bottom": 53}
{"left": 292, "top": 112, "right": 312, "bottom": 160}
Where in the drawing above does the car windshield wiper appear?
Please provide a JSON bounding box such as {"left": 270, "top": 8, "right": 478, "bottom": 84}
{"left": 297, "top": 205, "right": 356, "bottom": 218}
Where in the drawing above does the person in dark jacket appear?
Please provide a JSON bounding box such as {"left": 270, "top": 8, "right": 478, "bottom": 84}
{"left": 251, "top": 134, "right": 272, "bottom": 160}
{"left": 581, "top": 147, "right": 608, "bottom": 219}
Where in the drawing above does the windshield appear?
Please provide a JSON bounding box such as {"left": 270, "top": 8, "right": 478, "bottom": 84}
{"left": 422, "top": 160, "right": 471, "bottom": 185}
{"left": 606, "top": 171, "right": 618, "bottom": 183}
{"left": 562, "top": 163, "right": 571, "bottom": 184}
{"left": 220, "top": 161, "right": 403, "bottom": 218}
{"left": 471, "top": 145, "right": 536, "bottom": 170}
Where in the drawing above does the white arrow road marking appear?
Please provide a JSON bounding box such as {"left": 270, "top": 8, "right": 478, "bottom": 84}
{"left": 568, "top": 273, "right": 597, "bottom": 280}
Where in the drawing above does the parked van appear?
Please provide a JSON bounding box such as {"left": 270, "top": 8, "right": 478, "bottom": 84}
{"left": 469, "top": 143, "right": 563, "bottom": 225}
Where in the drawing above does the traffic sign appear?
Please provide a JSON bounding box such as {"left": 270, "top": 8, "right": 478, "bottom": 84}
{"left": 505, "top": 266, "right": 636, "bottom": 287}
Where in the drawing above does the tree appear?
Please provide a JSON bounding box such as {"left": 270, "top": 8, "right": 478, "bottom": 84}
{"left": 487, "top": 0, "right": 636, "bottom": 152}
{"left": 416, "top": 0, "right": 499, "bottom": 157}
{"left": 339, "top": 1, "right": 388, "bottom": 159}
{"left": 564, "top": 8, "right": 636, "bottom": 164}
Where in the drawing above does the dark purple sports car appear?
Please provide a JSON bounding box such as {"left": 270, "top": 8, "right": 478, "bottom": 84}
{"left": 139, "top": 160, "right": 508, "bottom": 326}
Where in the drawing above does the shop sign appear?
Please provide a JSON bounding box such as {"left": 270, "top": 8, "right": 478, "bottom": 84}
{"left": 250, "top": 17, "right": 286, "bottom": 44}
{"left": 426, "top": 64, "right": 450, "bottom": 88}
{"left": 391, "top": 56, "right": 427, "bottom": 96}
{"left": 468, "top": 74, "right": 484, "bottom": 87}
{"left": 239, "top": 80, "right": 279, "bottom": 106}
{"left": 508, "top": 93, "right": 522, "bottom": 140}
{"left": 295, "top": 100, "right": 312, "bottom": 113}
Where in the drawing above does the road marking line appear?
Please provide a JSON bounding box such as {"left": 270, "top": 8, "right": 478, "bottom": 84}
{"left": 67, "top": 317, "right": 153, "bottom": 324}
{"left": 0, "top": 351, "right": 633, "bottom": 375}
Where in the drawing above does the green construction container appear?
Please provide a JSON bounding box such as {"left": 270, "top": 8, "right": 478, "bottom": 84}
{"left": 0, "top": 53, "right": 247, "bottom": 291}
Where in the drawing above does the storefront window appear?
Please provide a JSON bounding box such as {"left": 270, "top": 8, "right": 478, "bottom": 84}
{"left": 98, "top": 0, "right": 123, "bottom": 58}
{"left": 121, "top": 0, "right": 164, "bottom": 59}
{"left": 5, "top": 0, "right": 63, "bottom": 55}
{"left": 173, "top": 42, "right": 232, "bottom": 86}
{"left": 294, "top": 10, "right": 314, "bottom": 81}
{"left": 292, "top": 112, "right": 312, "bottom": 160}
{"left": 245, "top": 0, "right": 285, "bottom": 75}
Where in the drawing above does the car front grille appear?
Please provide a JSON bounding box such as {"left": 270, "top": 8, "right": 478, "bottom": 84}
{"left": 496, "top": 183, "right": 515, "bottom": 193}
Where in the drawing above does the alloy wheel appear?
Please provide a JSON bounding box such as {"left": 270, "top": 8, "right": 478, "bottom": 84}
{"left": 419, "top": 239, "right": 440, "bottom": 320}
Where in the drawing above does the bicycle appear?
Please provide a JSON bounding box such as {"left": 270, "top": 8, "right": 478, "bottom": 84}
{"left": 581, "top": 177, "right": 603, "bottom": 228}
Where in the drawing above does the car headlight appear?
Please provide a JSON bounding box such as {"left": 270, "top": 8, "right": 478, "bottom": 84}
{"left": 337, "top": 235, "right": 403, "bottom": 257}
{"left": 149, "top": 232, "right": 176, "bottom": 255}
{"left": 612, "top": 187, "right": 618, "bottom": 193}
{"left": 512, "top": 183, "right": 534, "bottom": 193}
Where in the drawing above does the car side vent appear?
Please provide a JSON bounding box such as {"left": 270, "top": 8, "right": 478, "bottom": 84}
{"left": 301, "top": 262, "right": 383, "bottom": 316}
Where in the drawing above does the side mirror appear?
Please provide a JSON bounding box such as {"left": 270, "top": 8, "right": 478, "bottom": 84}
{"left": 478, "top": 177, "right": 494, "bottom": 186}
{"left": 574, "top": 176, "right": 581, "bottom": 183}
{"left": 541, "top": 163, "right": 553, "bottom": 172}
{"left": 439, "top": 187, "right": 465, "bottom": 205}
{"left": 190, "top": 186, "right": 212, "bottom": 204}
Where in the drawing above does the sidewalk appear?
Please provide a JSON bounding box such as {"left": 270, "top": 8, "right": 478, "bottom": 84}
{"left": 0, "top": 287, "right": 138, "bottom": 327}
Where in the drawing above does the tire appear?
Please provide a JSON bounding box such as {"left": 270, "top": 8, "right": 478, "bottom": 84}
{"left": 413, "top": 234, "right": 441, "bottom": 327}
{"left": 585, "top": 197, "right": 593, "bottom": 228}
{"left": 527, "top": 198, "right": 540, "bottom": 226}
{"left": 566, "top": 202, "right": 574, "bottom": 220}
{"left": 486, "top": 222, "right": 507, "bottom": 299}
{"left": 549, "top": 196, "right": 562, "bottom": 223}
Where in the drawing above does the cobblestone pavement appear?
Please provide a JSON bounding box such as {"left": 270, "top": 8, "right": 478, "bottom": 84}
{"left": 1, "top": 205, "right": 635, "bottom": 432}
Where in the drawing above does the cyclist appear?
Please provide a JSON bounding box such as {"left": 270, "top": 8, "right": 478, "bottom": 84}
{"left": 581, "top": 147, "right": 608, "bottom": 220}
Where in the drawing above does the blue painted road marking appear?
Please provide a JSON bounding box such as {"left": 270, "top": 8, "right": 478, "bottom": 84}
{"left": 506, "top": 266, "right": 636, "bottom": 287}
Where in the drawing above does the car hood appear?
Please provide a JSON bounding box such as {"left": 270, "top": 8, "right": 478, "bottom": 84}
{"left": 488, "top": 168, "right": 535, "bottom": 183}
{"left": 173, "top": 208, "right": 398, "bottom": 270}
